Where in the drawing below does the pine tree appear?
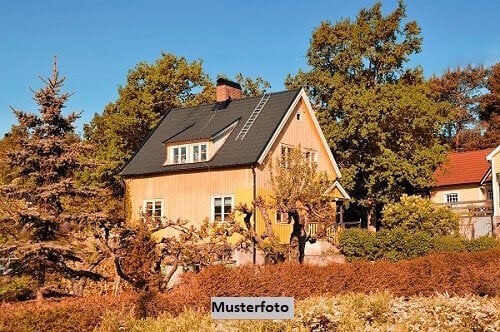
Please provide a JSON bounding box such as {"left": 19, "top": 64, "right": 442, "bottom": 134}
{"left": 0, "top": 58, "right": 104, "bottom": 300}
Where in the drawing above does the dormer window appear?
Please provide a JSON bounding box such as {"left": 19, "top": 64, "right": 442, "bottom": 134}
{"left": 192, "top": 143, "right": 207, "bottom": 162}
{"left": 168, "top": 143, "right": 209, "bottom": 165}
{"left": 171, "top": 145, "right": 188, "bottom": 164}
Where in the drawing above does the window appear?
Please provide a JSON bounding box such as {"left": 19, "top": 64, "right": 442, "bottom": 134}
{"left": 280, "top": 144, "right": 292, "bottom": 168}
{"left": 171, "top": 145, "right": 188, "bottom": 164}
{"left": 296, "top": 112, "right": 302, "bottom": 121}
{"left": 192, "top": 143, "right": 207, "bottom": 162}
{"left": 276, "top": 211, "right": 289, "bottom": 224}
{"left": 304, "top": 149, "right": 318, "bottom": 166}
{"left": 212, "top": 195, "right": 233, "bottom": 222}
{"left": 169, "top": 143, "right": 208, "bottom": 164}
{"left": 143, "top": 199, "right": 163, "bottom": 220}
{"left": 487, "top": 189, "right": 493, "bottom": 201}
{"left": 445, "top": 193, "right": 459, "bottom": 203}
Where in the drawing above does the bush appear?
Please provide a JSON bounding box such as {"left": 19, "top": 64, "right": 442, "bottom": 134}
{"left": 382, "top": 195, "right": 459, "bottom": 236}
{"left": 432, "top": 235, "right": 467, "bottom": 253}
{"left": 0, "top": 249, "right": 499, "bottom": 330}
{"left": 0, "top": 276, "right": 34, "bottom": 302}
{"left": 466, "top": 236, "right": 499, "bottom": 252}
{"left": 338, "top": 228, "right": 379, "bottom": 261}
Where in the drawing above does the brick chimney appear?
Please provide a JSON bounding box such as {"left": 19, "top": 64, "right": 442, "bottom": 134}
{"left": 216, "top": 77, "right": 242, "bottom": 102}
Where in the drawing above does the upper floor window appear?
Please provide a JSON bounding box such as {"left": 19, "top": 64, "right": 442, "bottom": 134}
{"left": 304, "top": 149, "right": 318, "bottom": 166}
{"left": 280, "top": 144, "right": 293, "bottom": 168}
{"left": 192, "top": 143, "right": 207, "bottom": 162}
{"left": 172, "top": 146, "right": 188, "bottom": 164}
{"left": 445, "top": 193, "right": 459, "bottom": 204}
{"left": 296, "top": 112, "right": 302, "bottom": 121}
{"left": 143, "top": 199, "right": 164, "bottom": 221}
{"left": 169, "top": 143, "right": 209, "bottom": 164}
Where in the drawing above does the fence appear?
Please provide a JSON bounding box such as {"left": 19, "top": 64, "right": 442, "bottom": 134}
{"left": 308, "top": 220, "right": 361, "bottom": 245}
{"left": 436, "top": 200, "right": 494, "bottom": 239}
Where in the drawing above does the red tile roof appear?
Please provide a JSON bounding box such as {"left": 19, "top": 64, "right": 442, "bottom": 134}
{"left": 433, "top": 148, "right": 494, "bottom": 187}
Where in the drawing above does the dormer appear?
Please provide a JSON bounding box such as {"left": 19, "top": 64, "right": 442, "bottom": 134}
{"left": 163, "top": 120, "right": 238, "bottom": 165}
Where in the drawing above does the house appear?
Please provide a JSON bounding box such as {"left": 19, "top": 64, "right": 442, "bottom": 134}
{"left": 120, "top": 78, "right": 350, "bottom": 261}
{"left": 486, "top": 145, "right": 500, "bottom": 233}
{"left": 430, "top": 147, "right": 496, "bottom": 237}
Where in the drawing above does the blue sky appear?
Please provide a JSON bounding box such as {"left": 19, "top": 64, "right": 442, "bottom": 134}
{"left": 1, "top": 0, "right": 498, "bottom": 137}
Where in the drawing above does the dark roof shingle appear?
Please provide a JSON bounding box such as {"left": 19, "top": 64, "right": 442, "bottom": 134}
{"left": 121, "top": 90, "right": 300, "bottom": 176}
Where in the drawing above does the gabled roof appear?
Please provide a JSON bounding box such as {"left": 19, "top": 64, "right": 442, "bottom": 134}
{"left": 121, "top": 90, "right": 301, "bottom": 176}
{"left": 432, "top": 148, "right": 494, "bottom": 187}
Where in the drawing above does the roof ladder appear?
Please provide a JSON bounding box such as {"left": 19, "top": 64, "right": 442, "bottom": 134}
{"left": 235, "top": 92, "right": 271, "bottom": 140}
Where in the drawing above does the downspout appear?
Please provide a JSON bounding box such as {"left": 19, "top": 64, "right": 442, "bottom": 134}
{"left": 252, "top": 165, "right": 257, "bottom": 265}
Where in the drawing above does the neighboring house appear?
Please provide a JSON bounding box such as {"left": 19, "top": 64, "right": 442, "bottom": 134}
{"left": 430, "top": 147, "right": 496, "bottom": 237}
{"left": 121, "top": 78, "right": 350, "bottom": 255}
{"left": 486, "top": 145, "right": 500, "bottom": 231}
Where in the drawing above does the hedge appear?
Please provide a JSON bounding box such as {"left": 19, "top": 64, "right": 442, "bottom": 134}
{"left": 1, "top": 249, "right": 499, "bottom": 331}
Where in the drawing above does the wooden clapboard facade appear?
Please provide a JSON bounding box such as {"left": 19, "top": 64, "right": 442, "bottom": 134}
{"left": 121, "top": 79, "right": 350, "bottom": 245}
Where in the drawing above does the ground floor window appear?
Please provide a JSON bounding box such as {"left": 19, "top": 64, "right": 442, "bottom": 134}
{"left": 445, "top": 193, "right": 459, "bottom": 203}
{"left": 212, "top": 195, "right": 233, "bottom": 222}
{"left": 143, "top": 199, "right": 164, "bottom": 220}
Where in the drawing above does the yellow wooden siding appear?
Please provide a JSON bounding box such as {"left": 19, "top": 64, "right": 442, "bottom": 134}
{"left": 126, "top": 167, "right": 253, "bottom": 223}
{"left": 126, "top": 94, "right": 341, "bottom": 244}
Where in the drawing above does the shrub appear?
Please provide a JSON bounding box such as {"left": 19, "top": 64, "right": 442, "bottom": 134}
{"left": 431, "top": 235, "right": 467, "bottom": 253}
{"left": 466, "top": 236, "right": 499, "bottom": 252}
{"left": 0, "top": 276, "right": 34, "bottom": 302}
{"left": 382, "top": 195, "right": 459, "bottom": 236}
{"left": 338, "top": 228, "right": 379, "bottom": 261}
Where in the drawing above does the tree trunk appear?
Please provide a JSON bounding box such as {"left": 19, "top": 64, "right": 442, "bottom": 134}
{"left": 289, "top": 211, "right": 307, "bottom": 263}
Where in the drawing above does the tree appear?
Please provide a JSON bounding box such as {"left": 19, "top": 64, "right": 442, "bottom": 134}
{"left": 430, "top": 64, "right": 488, "bottom": 150}
{"left": 286, "top": 0, "right": 449, "bottom": 229}
{"left": 0, "top": 59, "right": 105, "bottom": 300}
{"left": 238, "top": 148, "right": 337, "bottom": 263}
{"left": 235, "top": 73, "right": 271, "bottom": 97}
{"left": 381, "top": 195, "right": 459, "bottom": 236}
{"left": 96, "top": 215, "right": 248, "bottom": 291}
{"left": 479, "top": 63, "right": 500, "bottom": 147}
{"left": 82, "top": 53, "right": 215, "bottom": 195}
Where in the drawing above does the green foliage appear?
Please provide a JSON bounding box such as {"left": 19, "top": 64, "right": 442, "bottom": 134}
{"left": 466, "top": 236, "right": 499, "bottom": 252}
{"left": 83, "top": 53, "right": 215, "bottom": 195}
{"left": 432, "top": 235, "right": 467, "bottom": 253}
{"left": 381, "top": 195, "right": 459, "bottom": 236}
{"left": 339, "top": 227, "right": 497, "bottom": 262}
{"left": 235, "top": 73, "right": 271, "bottom": 97}
{"left": 338, "top": 228, "right": 379, "bottom": 261}
{"left": 0, "top": 60, "right": 105, "bottom": 294}
{"left": 286, "top": 1, "right": 450, "bottom": 224}
{"left": 0, "top": 276, "right": 34, "bottom": 302}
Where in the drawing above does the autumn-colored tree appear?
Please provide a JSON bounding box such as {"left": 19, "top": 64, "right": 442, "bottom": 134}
{"left": 238, "top": 148, "right": 337, "bottom": 263}
{"left": 286, "top": 0, "right": 449, "bottom": 229}
{"left": 0, "top": 59, "right": 105, "bottom": 300}
{"left": 97, "top": 215, "right": 248, "bottom": 291}
{"left": 430, "top": 64, "right": 488, "bottom": 150}
{"left": 479, "top": 63, "right": 500, "bottom": 147}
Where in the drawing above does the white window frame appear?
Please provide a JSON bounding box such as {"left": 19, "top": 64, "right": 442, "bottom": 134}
{"left": 275, "top": 211, "right": 289, "bottom": 224}
{"left": 192, "top": 143, "right": 208, "bottom": 162}
{"left": 142, "top": 199, "right": 164, "bottom": 220}
{"left": 445, "top": 193, "right": 459, "bottom": 204}
{"left": 304, "top": 148, "right": 318, "bottom": 166}
{"left": 280, "top": 144, "right": 293, "bottom": 168}
{"left": 170, "top": 145, "right": 188, "bottom": 164}
{"left": 211, "top": 194, "right": 234, "bottom": 222}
